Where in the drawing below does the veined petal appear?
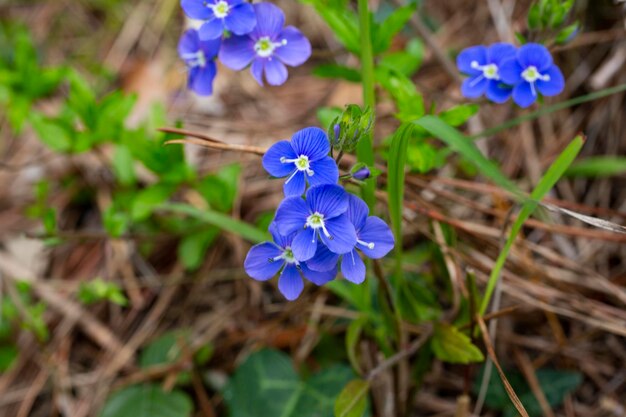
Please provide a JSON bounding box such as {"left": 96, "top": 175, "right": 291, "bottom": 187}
{"left": 178, "top": 29, "right": 201, "bottom": 57}
{"left": 291, "top": 227, "right": 317, "bottom": 261}
{"left": 306, "top": 184, "right": 348, "bottom": 219}
{"left": 487, "top": 43, "right": 517, "bottom": 66}
{"left": 461, "top": 76, "right": 488, "bottom": 99}
{"left": 536, "top": 65, "right": 564, "bottom": 96}
{"left": 456, "top": 45, "right": 487, "bottom": 75}
{"left": 345, "top": 194, "right": 368, "bottom": 231}
{"left": 190, "top": 63, "right": 217, "bottom": 96}
{"left": 219, "top": 35, "right": 255, "bottom": 70}
{"left": 181, "top": 0, "right": 213, "bottom": 20}
{"left": 244, "top": 242, "right": 283, "bottom": 281}
{"left": 262, "top": 140, "right": 298, "bottom": 177}
{"left": 499, "top": 58, "right": 524, "bottom": 85}
{"left": 307, "top": 157, "right": 338, "bottom": 188}
{"left": 306, "top": 244, "right": 340, "bottom": 272}
{"left": 518, "top": 43, "right": 553, "bottom": 71}
{"left": 199, "top": 18, "right": 225, "bottom": 41}
{"left": 301, "top": 263, "right": 336, "bottom": 286}
{"left": 321, "top": 214, "right": 357, "bottom": 254}
{"left": 251, "top": 2, "right": 285, "bottom": 38}
{"left": 264, "top": 59, "right": 288, "bottom": 86}
{"left": 200, "top": 37, "right": 222, "bottom": 60}
{"left": 268, "top": 222, "right": 293, "bottom": 249}
{"left": 283, "top": 170, "right": 306, "bottom": 197}
{"left": 251, "top": 59, "right": 264, "bottom": 85}
{"left": 291, "top": 127, "right": 330, "bottom": 161}
{"left": 278, "top": 265, "right": 303, "bottom": 300}
{"left": 512, "top": 82, "right": 537, "bottom": 108}
{"left": 485, "top": 80, "right": 513, "bottom": 103}
{"left": 341, "top": 249, "right": 366, "bottom": 284}
{"left": 224, "top": 3, "right": 257, "bottom": 35}
{"left": 275, "top": 26, "right": 311, "bottom": 66}
{"left": 274, "top": 196, "right": 309, "bottom": 235}
{"left": 358, "top": 216, "right": 394, "bottom": 259}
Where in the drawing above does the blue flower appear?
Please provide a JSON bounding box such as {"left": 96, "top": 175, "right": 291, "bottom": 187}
{"left": 274, "top": 184, "right": 357, "bottom": 262}
{"left": 244, "top": 223, "right": 337, "bottom": 300}
{"left": 499, "top": 43, "right": 565, "bottom": 108}
{"left": 307, "top": 195, "right": 394, "bottom": 284}
{"left": 178, "top": 29, "right": 221, "bottom": 96}
{"left": 457, "top": 43, "right": 517, "bottom": 103}
{"left": 180, "top": 0, "right": 256, "bottom": 40}
{"left": 219, "top": 2, "right": 311, "bottom": 86}
{"left": 262, "top": 127, "right": 339, "bottom": 197}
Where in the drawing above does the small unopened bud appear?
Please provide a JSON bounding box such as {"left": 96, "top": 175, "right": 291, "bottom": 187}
{"left": 333, "top": 123, "right": 341, "bottom": 140}
{"left": 352, "top": 166, "right": 371, "bottom": 180}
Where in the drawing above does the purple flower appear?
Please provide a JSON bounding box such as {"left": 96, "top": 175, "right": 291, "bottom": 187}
{"left": 499, "top": 43, "right": 565, "bottom": 108}
{"left": 262, "top": 127, "right": 339, "bottom": 197}
{"left": 181, "top": 0, "right": 256, "bottom": 40}
{"left": 274, "top": 184, "right": 357, "bottom": 262}
{"left": 351, "top": 166, "right": 371, "bottom": 181}
{"left": 457, "top": 43, "right": 517, "bottom": 103}
{"left": 218, "top": 2, "right": 311, "bottom": 86}
{"left": 308, "top": 195, "right": 394, "bottom": 284}
{"left": 178, "top": 29, "right": 221, "bottom": 96}
{"left": 244, "top": 223, "right": 337, "bottom": 300}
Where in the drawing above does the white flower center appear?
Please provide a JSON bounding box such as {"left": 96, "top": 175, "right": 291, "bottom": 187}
{"left": 180, "top": 51, "right": 206, "bottom": 68}
{"left": 471, "top": 61, "right": 500, "bottom": 80}
{"left": 306, "top": 212, "right": 333, "bottom": 241}
{"left": 357, "top": 239, "right": 375, "bottom": 250}
{"left": 271, "top": 247, "right": 298, "bottom": 265}
{"left": 254, "top": 36, "right": 288, "bottom": 58}
{"left": 280, "top": 155, "right": 314, "bottom": 185}
{"left": 521, "top": 65, "right": 551, "bottom": 83}
{"left": 210, "top": 1, "right": 230, "bottom": 18}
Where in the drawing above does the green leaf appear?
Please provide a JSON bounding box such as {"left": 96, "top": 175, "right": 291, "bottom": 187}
{"left": 99, "top": 384, "right": 193, "bottom": 417}
{"left": 30, "top": 114, "right": 72, "bottom": 152}
{"left": 0, "top": 345, "right": 18, "bottom": 372}
{"left": 103, "top": 206, "right": 129, "bottom": 238}
{"left": 376, "top": 68, "right": 425, "bottom": 121}
{"left": 371, "top": 3, "right": 416, "bottom": 54}
{"left": 439, "top": 104, "right": 479, "bottom": 127}
{"left": 555, "top": 22, "right": 579, "bottom": 45}
{"left": 565, "top": 156, "right": 626, "bottom": 177}
{"left": 431, "top": 324, "right": 484, "bottom": 364}
{"left": 112, "top": 145, "right": 136, "bottom": 186}
{"left": 299, "top": 0, "right": 360, "bottom": 54}
{"left": 346, "top": 317, "right": 367, "bottom": 373}
{"left": 334, "top": 379, "right": 369, "bottom": 417}
{"left": 177, "top": 228, "right": 219, "bottom": 270}
{"left": 140, "top": 331, "right": 188, "bottom": 368}
{"left": 78, "top": 278, "right": 128, "bottom": 307}
{"left": 197, "top": 164, "right": 241, "bottom": 212}
{"left": 313, "top": 64, "right": 361, "bottom": 82}
{"left": 527, "top": 3, "right": 542, "bottom": 30}
{"left": 378, "top": 38, "right": 424, "bottom": 77}
{"left": 131, "top": 184, "right": 176, "bottom": 221}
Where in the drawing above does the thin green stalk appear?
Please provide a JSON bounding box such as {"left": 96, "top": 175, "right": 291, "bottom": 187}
{"left": 357, "top": 0, "right": 375, "bottom": 208}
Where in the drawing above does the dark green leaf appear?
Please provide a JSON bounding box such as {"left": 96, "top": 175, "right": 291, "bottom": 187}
{"left": 371, "top": 3, "right": 416, "bottom": 54}
{"left": 131, "top": 184, "right": 176, "bottom": 221}
{"left": 314, "top": 64, "right": 361, "bottom": 82}
{"left": 334, "top": 379, "right": 369, "bottom": 417}
{"left": 99, "top": 384, "right": 193, "bottom": 417}
{"left": 431, "top": 324, "right": 484, "bottom": 364}
{"left": 177, "top": 228, "right": 219, "bottom": 270}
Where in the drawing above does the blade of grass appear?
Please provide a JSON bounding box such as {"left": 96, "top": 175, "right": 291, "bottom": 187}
{"left": 565, "top": 156, "right": 626, "bottom": 177}
{"left": 479, "top": 135, "right": 585, "bottom": 315}
{"left": 159, "top": 203, "right": 269, "bottom": 244}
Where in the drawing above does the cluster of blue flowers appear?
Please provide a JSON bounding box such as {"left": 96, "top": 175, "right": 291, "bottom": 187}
{"left": 178, "top": 1, "right": 312, "bottom": 96}
{"left": 244, "top": 127, "right": 395, "bottom": 300}
{"left": 457, "top": 42, "right": 564, "bottom": 108}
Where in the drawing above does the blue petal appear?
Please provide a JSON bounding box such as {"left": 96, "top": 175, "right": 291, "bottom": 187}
{"left": 262, "top": 140, "right": 297, "bottom": 177}
{"left": 517, "top": 43, "right": 553, "bottom": 71}
{"left": 199, "top": 37, "right": 222, "bottom": 60}
{"left": 499, "top": 58, "right": 523, "bottom": 85}
{"left": 308, "top": 157, "right": 338, "bottom": 188}
{"left": 306, "top": 184, "right": 348, "bottom": 219}
{"left": 485, "top": 80, "right": 512, "bottom": 103}
{"left": 251, "top": 59, "right": 264, "bottom": 85}
{"left": 181, "top": 0, "right": 213, "bottom": 20}
{"left": 291, "top": 227, "right": 317, "bottom": 261}
{"left": 283, "top": 170, "right": 306, "bottom": 197}
{"left": 274, "top": 196, "right": 309, "bottom": 236}
{"left": 345, "top": 194, "right": 368, "bottom": 231}
{"left": 321, "top": 214, "right": 357, "bottom": 255}
{"left": 251, "top": 2, "right": 284, "bottom": 37}
{"left": 264, "top": 58, "right": 288, "bottom": 86}
{"left": 512, "top": 82, "right": 537, "bottom": 108}
{"left": 190, "top": 63, "right": 217, "bottom": 96}
{"left": 291, "top": 127, "right": 330, "bottom": 161}
{"left": 461, "top": 76, "right": 488, "bottom": 99}
{"left": 358, "top": 216, "right": 394, "bottom": 259}
{"left": 341, "top": 249, "right": 366, "bottom": 284}
{"left": 275, "top": 26, "right": 311, "bottom": 66}
{"left": 278, "top": 265, "right": 303, "bottom": 300}
{"left": 244, "top": 242, "right": 283, "bottom": 281}
{"left": 224, "top": 3, "right": 257, "bottom": 35}
{"left": 536, "top": 65, "right": 564, "bottom": 97}
{"left": 456, "top": 45, "right": 487, "bottom": 75}
{"left": 218, "top": 35, "right": 255, "bottom": 70}
{"left": 301, "top": 263, "right": 336, "bottom": 286}
{"left": 306, "top": 244, "right": 340, "bottom": 272}
{"left": 199, "top": 18, "right": 225, "bottom": 41}
{"left": 269, "top": 222, "right": 293, "bottom": 249}
{"left": 178, "top": 29, "right": 200, "bottom": 57}
{"left": 487, "top": 43, "right": 517, "bottom": 66}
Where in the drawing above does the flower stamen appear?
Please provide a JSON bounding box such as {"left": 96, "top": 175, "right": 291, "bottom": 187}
{"left": 471, "top": 61, "right": 500, "bottom": 80}
{"left": 357, "top": 239, "right": 375, "bottom": 250}
{"left": 181, "top": 51, "right": 207, "bottom": 68}
{"left": 209, "top": 0, "right": 230, "bottom": 18}
{"left": 254, "top": 36, "right": 288, "bottom": 58}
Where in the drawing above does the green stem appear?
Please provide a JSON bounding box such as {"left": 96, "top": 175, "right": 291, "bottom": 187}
{"left": 357, "top": 0, "right": 375, "bottom": 208}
